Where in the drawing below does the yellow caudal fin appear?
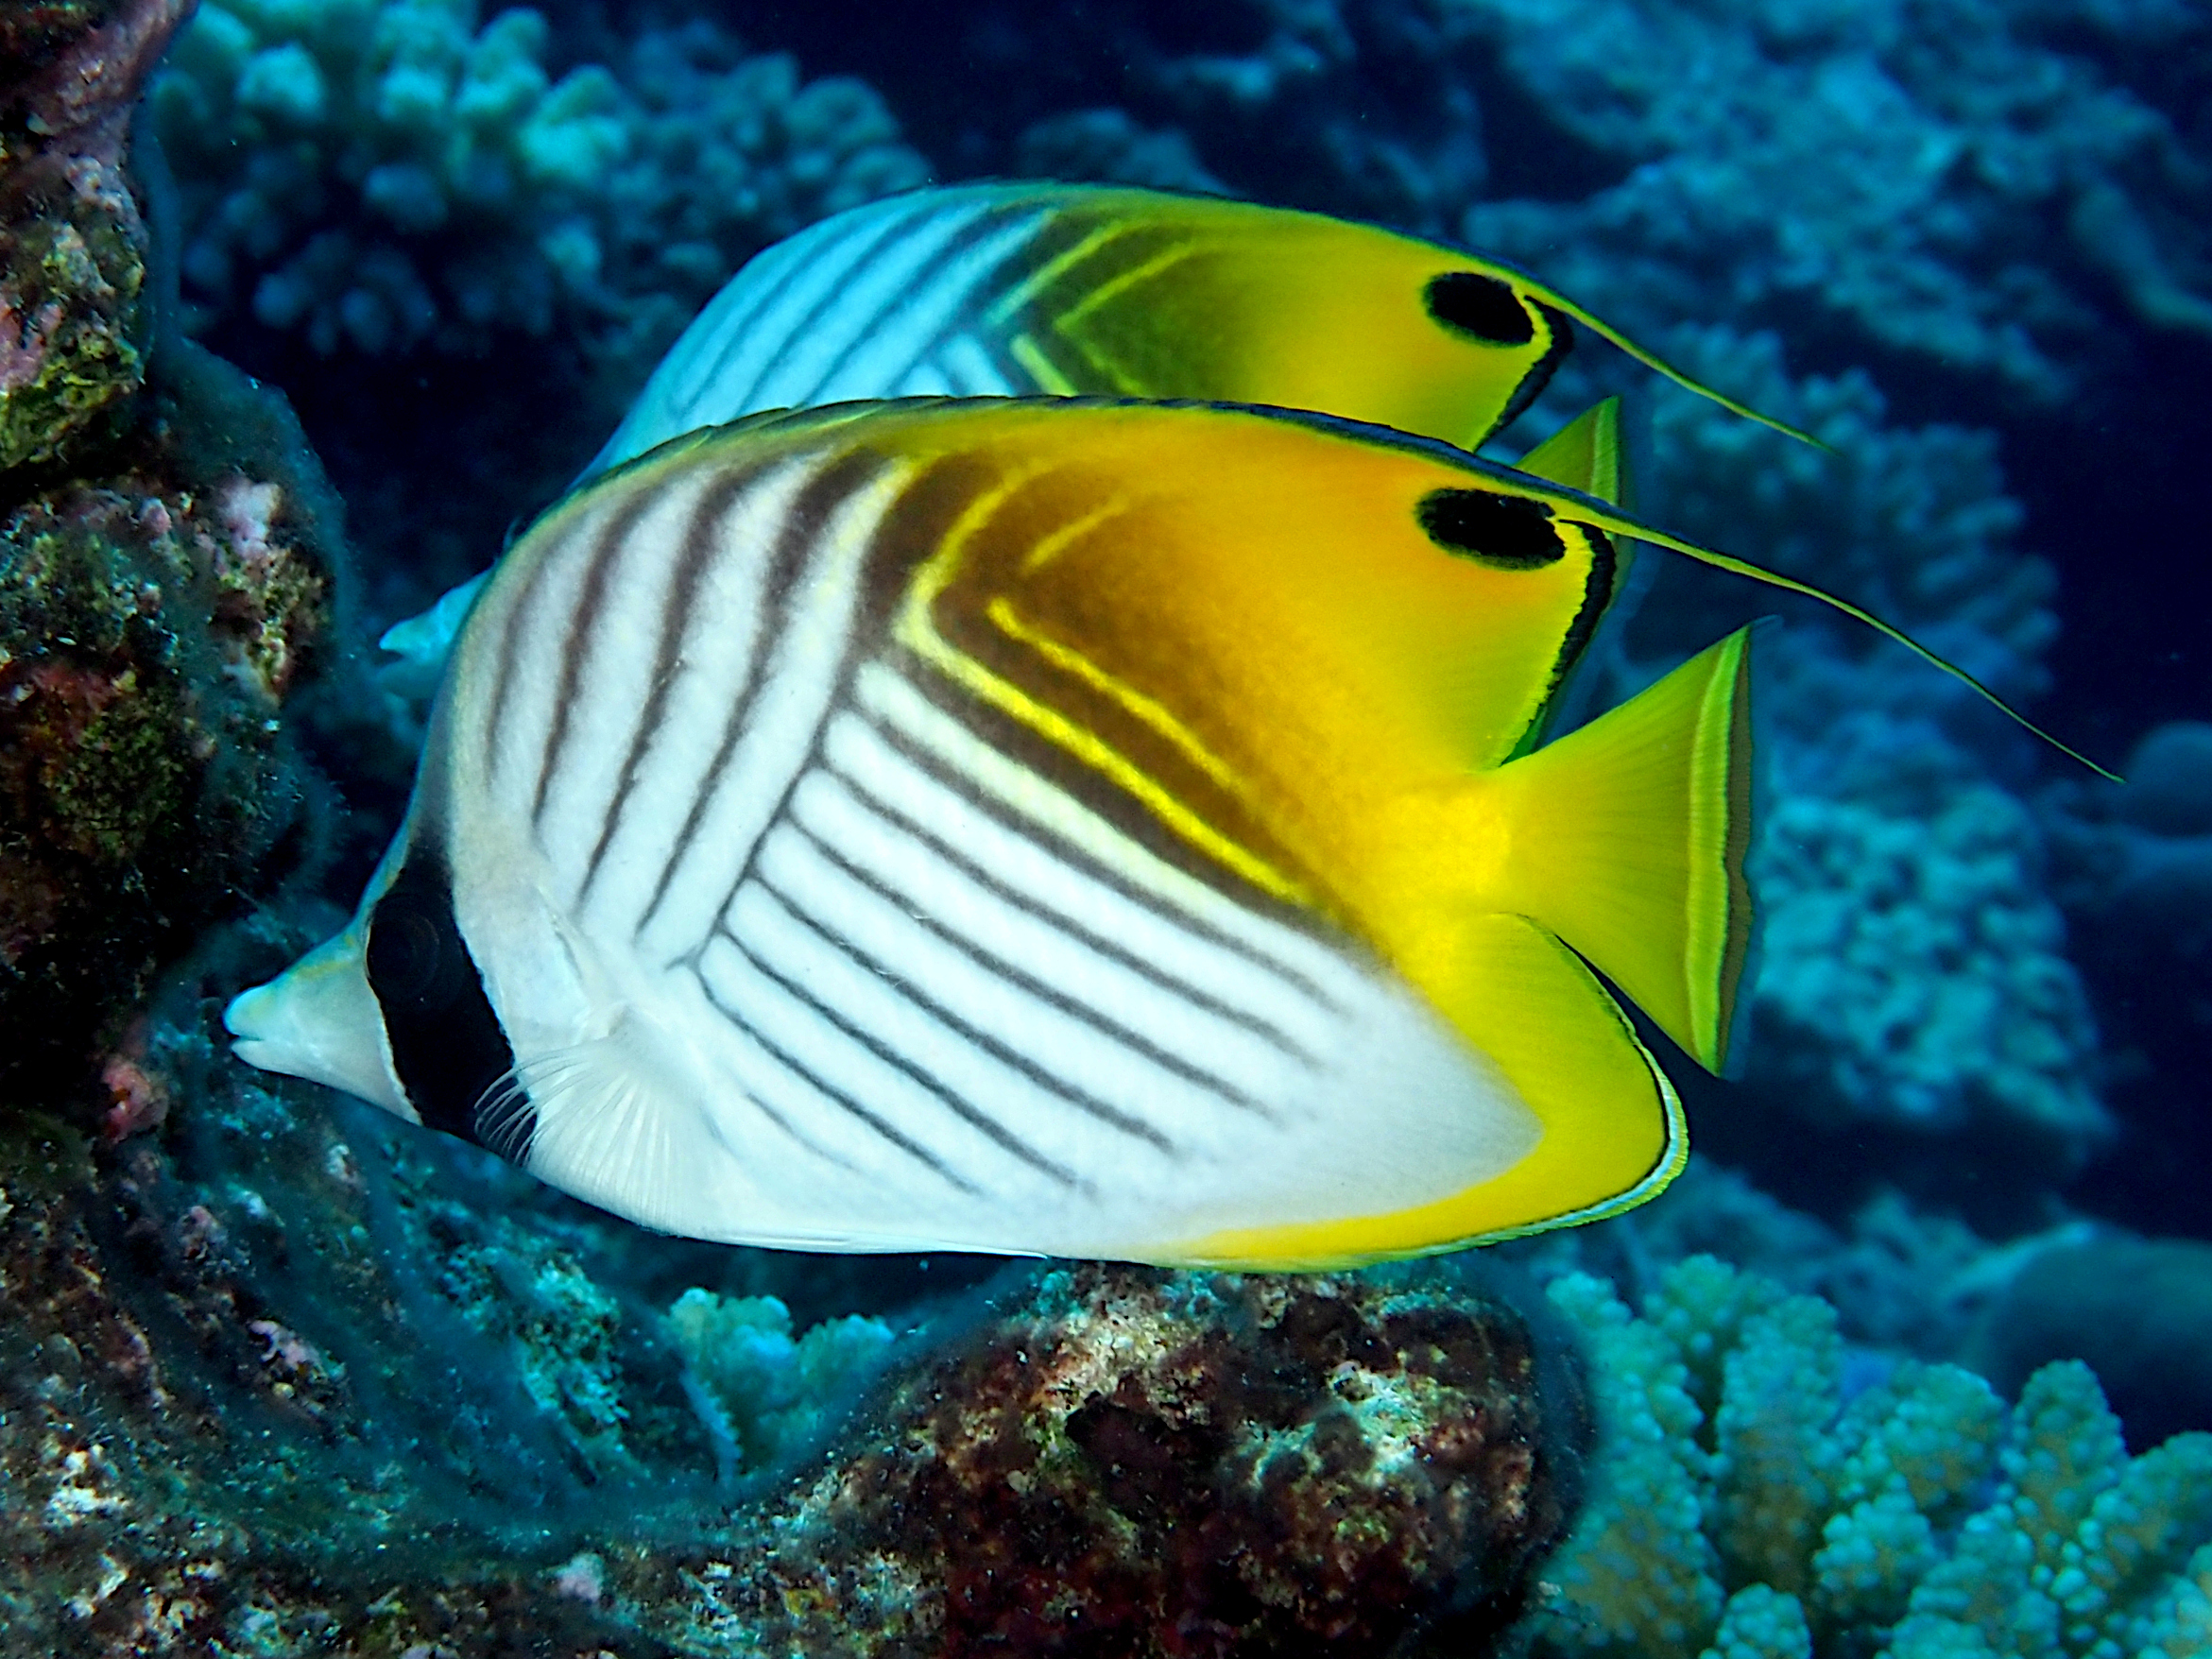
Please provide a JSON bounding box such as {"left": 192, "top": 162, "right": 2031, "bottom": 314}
{"left": 1494, "top": 625, "right": 1756, "bottom": 1072}
{"left": 1515, "top": 397, "right": 1624, "bottom": 503}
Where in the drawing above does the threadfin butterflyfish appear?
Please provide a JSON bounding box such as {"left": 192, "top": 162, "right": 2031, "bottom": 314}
{"left": 589, "top": 181, "right": 1815, "bottom": 474}
{"left": 377, "top": 182, "right": 1809, "bottom": 691}
{"left": 231, "top": 397, "right": 1766, "bottom": 1269}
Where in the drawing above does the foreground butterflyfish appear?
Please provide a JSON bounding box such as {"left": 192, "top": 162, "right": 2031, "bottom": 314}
{"left": 378, "top": 181, "right": 1811, "bottom": 688}
{"left": 231, "top": 397, "right": 1765, "bottom": 1268}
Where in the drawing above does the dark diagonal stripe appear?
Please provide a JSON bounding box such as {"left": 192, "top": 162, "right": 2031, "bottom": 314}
{"left": 728, "top": 199, "right": 942, "bottom": 411}
{"left": 692, "top": 450, "right": 1008, "bottom": 942}
{"left": 694, "top": 964, "right": 977, "bottom": 1195}
{"left": 486, "top": 514, "right": 594, "bottom": 785}
{"left": 862, "top": 673, "right": 1351, "bottom": 1018}
{"left": 578, "top": 461, "right": 775, "bottom": 901}
{"left": 529, "top": 489, "right": 660, "bottom": 830}
{"left": 684, "top": 213, "right": 885, "bottom": 417}
{"left": 637, "top": 446, "right": 894, "bottom": 934}
{"left": 790, "top": 201, "right": 1038, "bottom": 409}
{"left": 823, "top": 752, "right": 1322, "bottom": 1067}
{"left": 785, "top": 812, "right": 1273, "bottom": 1119}
{"left": 759, "top": 845, "right": 1178, "bottom": 1150}
{"left": 718, "top": 909, "right": 1080, "bottom": 1189}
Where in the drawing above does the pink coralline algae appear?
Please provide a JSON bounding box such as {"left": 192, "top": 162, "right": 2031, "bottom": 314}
{"left": 0, "top": 467, "right": 331, "bottom": 1096}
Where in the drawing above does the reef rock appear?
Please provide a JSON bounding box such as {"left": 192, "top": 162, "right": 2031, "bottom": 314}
{"left": 659, "top": 1263, "right": 1581, "bottom": 1656}
{"left": 0, "top": 0, "right": 190, "bottom": 470}
{"left": 2, "top": 0, "right": 342, "bottom": 1106}
{"left": 0, "top": 1066, "right": 1584, "bottom": 1659}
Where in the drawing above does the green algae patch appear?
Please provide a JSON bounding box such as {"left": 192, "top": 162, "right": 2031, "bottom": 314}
{"left": 0, "top": 213, "right": 147, "bottom": 475}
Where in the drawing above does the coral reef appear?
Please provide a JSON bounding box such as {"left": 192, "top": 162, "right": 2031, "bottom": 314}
{"left": 0, "top": 1001, "right": 1582, "bottom": 1657}
{"left": 666, "top": 1288, "right": 894, "bottom": 1479}
{"left": 1455, "top": 0, "right": 2212, "bottom": 399}
{"left": 1963, "top": 1234, "right": 2212, "bottom": 1452}
{"left": 1745, "top": 759, "right": 2105, "bottom": 1168}
{"left": 655, "top": 1264, "right": 1579, "bottom": 1655}
{"left": 2, "top": 0, "right": 342, "bottom": 1105}
{"left": 2039, "top": 722, "right": 2212, "bottom": 1235}
{"left": 148, "top": 0, "right": 934, "bottom": 650}
{"left": 0, "top": 0, "right": 187, "bottom": 470}
{"left": 1516, "top": 1255, "right": 2212, "bottom": 1659}
{"left": 1502, "top": 1156, "right": 2056, "bottom": 1367}
{"left": 152, "top": 2, "right": 930, "bottom": 365}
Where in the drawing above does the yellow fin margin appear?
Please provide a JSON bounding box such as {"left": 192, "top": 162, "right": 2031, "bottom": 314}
{"left": 1175, "top": 914, "right": 1685, "bottom": 1271}
{"left": 1172, "top": 632, "right": 1754, "bottom": 1271}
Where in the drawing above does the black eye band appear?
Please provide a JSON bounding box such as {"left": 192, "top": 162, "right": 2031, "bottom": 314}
{"left": 365, "top": 848, "right": 529, "bottom": 1159}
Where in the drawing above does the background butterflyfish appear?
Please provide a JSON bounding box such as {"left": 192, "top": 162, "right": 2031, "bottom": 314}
{"left": 378, "top": 182, "right": 1812, "bottom": 693}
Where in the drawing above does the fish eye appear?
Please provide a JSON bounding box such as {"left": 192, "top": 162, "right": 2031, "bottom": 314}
{"left": 367, "top": 889, "right": 460, "bottom": 1011}
{"left": 1424, "top": 272, "right": 1536, "bottom": 347}
{"left": 1416, "top": 488, "right": 1566, "bottom": 570}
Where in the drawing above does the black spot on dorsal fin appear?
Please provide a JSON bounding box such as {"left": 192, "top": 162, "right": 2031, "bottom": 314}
{"left": 1416, "top": 488, "right": 1567, "bottom": 570}
{"left": 1425, "top": 271, "right": 1536, "bottom": 347}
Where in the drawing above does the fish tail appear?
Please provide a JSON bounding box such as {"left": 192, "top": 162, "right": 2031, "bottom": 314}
{"left": 1486, "top": 624, "right": 1756, "bottom": 1073}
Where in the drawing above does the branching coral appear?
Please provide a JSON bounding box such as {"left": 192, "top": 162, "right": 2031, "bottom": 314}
{"left": 1455, "top": 0, "right": 2212, "bottom": 398}
{"left": 1748, "top": 764, "right": 2105, "bottom": 1160}
{"left": 152, "top": 1, "right": 930, "bottom": 363}
{"left": 1518, "top": 1256, "right": 2212, "bottom": 1659}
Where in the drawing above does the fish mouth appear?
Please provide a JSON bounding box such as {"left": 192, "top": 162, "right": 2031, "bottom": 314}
{"left": 219, "top": 934, "right": 415, "bottom": 1120}
{"left": 222, "top": 980, "right": 283, "bottom": 1068}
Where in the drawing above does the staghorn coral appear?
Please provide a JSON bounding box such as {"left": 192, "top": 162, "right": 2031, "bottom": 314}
{"left": 1515, "top": 1256, "right": 2212, "bottom": 1659}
